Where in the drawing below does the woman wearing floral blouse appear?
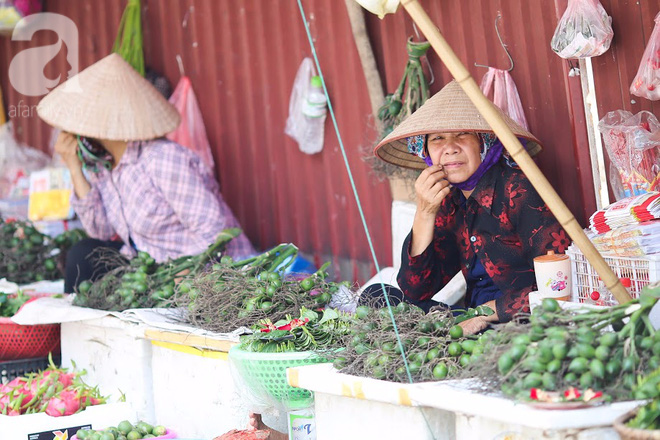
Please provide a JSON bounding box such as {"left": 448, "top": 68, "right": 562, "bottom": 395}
{"left": 373, "top": 81, "right": 568, "bottom": 335}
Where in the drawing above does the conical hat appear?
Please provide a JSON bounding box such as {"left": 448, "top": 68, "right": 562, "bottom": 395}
{"left": 374, "top": 80, "right": 542, "bottom": 170}
{"left": 37, "top": 53, "right": 180, "bottom": 141}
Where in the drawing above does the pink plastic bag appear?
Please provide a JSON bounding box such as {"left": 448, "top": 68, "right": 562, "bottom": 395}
{"left": 479, "top": 68, "right": 529, "bottom": 130}
{"left": 12, "top": 0, "right": 41, "bottom": 16}
{"left": 166, "top": 76, "right": 215, "bottom": 170}
{"left": 630, "top": 12, "right": 660, "bottom": 101}
{"left": 550, "top": 0, "right": 613, "bottom": 59}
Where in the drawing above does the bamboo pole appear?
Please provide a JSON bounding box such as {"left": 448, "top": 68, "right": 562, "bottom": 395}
{"left": 344, "top": 0, "right": 385, "bottom": 133}
{"left": 398, "top": 0, "right": 631, "bottom": 304}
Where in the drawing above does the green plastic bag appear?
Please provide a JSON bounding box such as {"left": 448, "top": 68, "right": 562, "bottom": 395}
{"left": 112, "top": 0, "right": 145, "bottom": 76}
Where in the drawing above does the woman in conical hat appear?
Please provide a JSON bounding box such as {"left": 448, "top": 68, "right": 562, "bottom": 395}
{"left": 371, "top": 80, "right": 568, "bottom": 334}
{"left": 38, "top": 53, "right": 255, "bottom": 293}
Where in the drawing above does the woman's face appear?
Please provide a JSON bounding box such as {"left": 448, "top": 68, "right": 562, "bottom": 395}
{"left": 427, "top": 132, "right": 482, "bottom": 184}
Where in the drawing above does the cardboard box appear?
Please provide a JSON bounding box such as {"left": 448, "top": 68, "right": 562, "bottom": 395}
{"left": 0, "top": 402, "right": 135, "bottom": 440}
{"left": 388, "top": 177, "right": 416, "bottom": 203}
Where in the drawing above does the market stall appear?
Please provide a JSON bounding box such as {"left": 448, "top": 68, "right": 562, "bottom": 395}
{"left": 1, "top": 0, "right": 660, "bottom": 439}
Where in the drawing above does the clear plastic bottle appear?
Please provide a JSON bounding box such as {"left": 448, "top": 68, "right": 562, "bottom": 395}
{"left": 302, "top": 76, "right": 327, "bottom": 118}
{"left": 585, "top": 290, "right": 602, "bottom": 305}
{"left": 587, "top": 277, "right": 631, "bottom": 306}
{"left": 617, "top": 277, "right": 633, "bottom": 305}
{"left": 585, "top": 277, "right": 608, "bottom": 306}
{"left": 299, "top": 75, "right": 327, "bottom": 154}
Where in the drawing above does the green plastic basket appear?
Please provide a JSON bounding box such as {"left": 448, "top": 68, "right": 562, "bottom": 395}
{"left": 228, "top": 345, "right": 332, "bottom": 409}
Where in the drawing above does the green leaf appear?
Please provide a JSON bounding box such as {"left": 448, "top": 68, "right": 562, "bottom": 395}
{"left": 300, "top": 308, "right": 319, "bottom": 322}
{"left": 475, "top": 305, "right": 495, "bottom": 316}
{"left": 318, "top": 308, "right": 339, "bottom": 325}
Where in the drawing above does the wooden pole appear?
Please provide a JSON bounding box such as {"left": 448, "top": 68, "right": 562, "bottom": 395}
{"left": 344, "top": 0, "right": 385, "bottom": 133}
{"left": 399, "top": 0, "right": 631, "bottom": 304}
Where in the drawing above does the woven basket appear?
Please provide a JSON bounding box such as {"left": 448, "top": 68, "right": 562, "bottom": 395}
{"left": 0, "top": 294, "right": 61, "bottom": 361}
{"left": 614, "top": 409, "right": 660, "bottom": 440}
{"left": 228, "top": 345, "right": 333, "bottom": 410}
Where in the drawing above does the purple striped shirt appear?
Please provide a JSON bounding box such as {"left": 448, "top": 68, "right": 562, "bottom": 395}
{"left": 70, "top": 139, "right": 255, "bottom": 262}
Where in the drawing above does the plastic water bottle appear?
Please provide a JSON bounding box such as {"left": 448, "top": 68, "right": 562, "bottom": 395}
{"left": 585, "top": 277, "right": 608, "bottom": 306}
{"left": 585, "top": 290, "right": 602, "bottom": 306}
{"left": 299, "top": 75, "right": 327, "bottom": 154}
{"left": 587, "top": 277, "right": 631, "bottom": 306}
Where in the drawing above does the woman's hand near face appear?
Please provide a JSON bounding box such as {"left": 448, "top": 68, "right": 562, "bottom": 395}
{"left": 55, "top": 132, "right": 92, "bottom": 199}
{"left": 410, "top": 164, "right": 451, "bottom": 256}
{"left": 54, "top": 132, "right": 82, "bottom": 171}
{"left": 415, "top": 164, "right": 451, "bottom": 216}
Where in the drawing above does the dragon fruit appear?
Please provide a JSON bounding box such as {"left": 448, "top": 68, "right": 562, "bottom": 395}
{"left": 45, "top": 389, "right": 81, "bottom": 417}
{"left": 0, "top": 357, "right": 107, "bottom": 416}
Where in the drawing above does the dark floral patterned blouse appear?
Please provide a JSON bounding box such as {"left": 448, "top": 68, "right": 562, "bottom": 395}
{"left": 397, "top": 160, "right": 569, "bottom": 322}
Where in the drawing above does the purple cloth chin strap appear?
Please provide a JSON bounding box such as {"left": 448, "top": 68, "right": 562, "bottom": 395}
{"left": 406, "top": 133, "right": 523, "bottom": 190}
{"left": 452, "top": 136, "right": 503, "bottom": 191}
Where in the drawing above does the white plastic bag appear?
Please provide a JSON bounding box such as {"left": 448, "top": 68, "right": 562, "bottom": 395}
{"left": 354, "top": 0, "right": 399, "bottom": 19}
{"left": 285, "top": 58, "right": 327, "bottom": 155}
{"left": 479, "top": 68, "right": 529, "bottom": 130}
{"left": 550, "top": 0, "right": 613, "bottom": 59}
{"left": 0, "top": 122, "right": 51, "bottom": 199}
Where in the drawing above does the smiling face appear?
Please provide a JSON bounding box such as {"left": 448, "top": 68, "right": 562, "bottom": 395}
{"left": 426, "top": 131, "right": 482, "bottom": 184}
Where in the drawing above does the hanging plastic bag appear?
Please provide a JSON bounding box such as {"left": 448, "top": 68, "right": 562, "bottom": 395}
{"left": 630, "top": 12, "right": 660, "bottom": 101}
{"left": 354, "top": 0, "right": 399, "bottom": 19}
{"left": 479, "top": 68, "right": 529, "bottom": 131}
{"left": 112, "top": 0, "right": 145, "bottom": 76}
{"left": 13, "top": 0, "right": 40, "bottom": 16}
{"left": 550, "top": 0, "right": 613, "bottom": 59}
{"left": 0, "top": 0, "right": 40, "bottom": 33}
{"left": 0, "top": 0, "right": 21, "bottom": 33}
{"left": 166, "top": 76, "right": 215, "bottom": 170}
{"left": 285, "top": 58, "right": 328, "bottom": 155}
{"left": 598, "top": 110, "right": 660, "bottom": 200}
{"left": 0, "top": 122, "right": 50, "bottom": 200}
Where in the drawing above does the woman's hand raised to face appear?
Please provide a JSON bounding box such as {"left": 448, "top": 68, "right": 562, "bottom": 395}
{"left": 415, "top": 164, "right": 451, "bottom": 218}
{"left": 55, "top": 132, "right": 92, "bottom": 199}
{"left": 54, "top": 132, "right": 82, "bottom": 172}
{"left": 410, "top": 164, "right": 451, "bottom": 257}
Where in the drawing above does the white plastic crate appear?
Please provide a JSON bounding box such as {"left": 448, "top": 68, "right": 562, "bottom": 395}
{"left": 566, "top": 244, "right": 660, "bottom": 303}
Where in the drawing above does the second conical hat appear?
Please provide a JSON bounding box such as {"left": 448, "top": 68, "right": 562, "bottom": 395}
{"left": 374, "top": 80, "right": 542, "bottom": 170}
{"left": 37, "top": 53, "right": 180, "bottom": 141}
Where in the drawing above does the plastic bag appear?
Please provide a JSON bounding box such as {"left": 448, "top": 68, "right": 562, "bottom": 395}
{"left": 630, "top": 12, "right": 660, "bottom": 101}
{"left": 479, "top": 68, "right": 529, "bottom": 130}
{"left": 112, "top": 0, "right": 144, "bottom": 76}
{"left": 598, "top": 110, "right": 660, "bottom": 200}
{"left": 13, "top": 0, "right": 40, "bottom": 16}
{"left": 166, "top": 76, "right": 215, "bottom": 170}
{"left": 0, "top": 122, "right": 51, "bottom": 199}
{"left": 0, "top": 0, "right": 22, "bottom": 32}
{"left": 285, "top": 58, "right": 327, "bottom": 155}
{"left": 550, "top": 0, "right": 613, "bottom": 59}
{"left": 354, "top": 0, "right": 399, "bottom": 19}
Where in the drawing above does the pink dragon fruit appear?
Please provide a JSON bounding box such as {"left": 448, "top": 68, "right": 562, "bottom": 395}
{"left": 45, "top": 389, "right": 81, "bottom": 417}
{"left": 0, "top": 377, "right": 26, "bottom": 394}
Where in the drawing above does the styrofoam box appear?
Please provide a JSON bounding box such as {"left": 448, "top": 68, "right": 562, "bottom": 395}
{"left": 150, "top": 341, "right": 248, "bottom": 439}
{"left": 60, "top": 317, "right": 154, "bottom": 422}
{"left": 0, "top": 402, "right": 134, "bottom": 440}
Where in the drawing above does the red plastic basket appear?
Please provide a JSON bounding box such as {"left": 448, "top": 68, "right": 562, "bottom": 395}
{"left": 0, "top": 294, "right": 61, "bottom": 361}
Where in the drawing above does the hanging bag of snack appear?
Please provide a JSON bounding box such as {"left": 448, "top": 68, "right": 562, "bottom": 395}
{"left": 630, "top": 12, "right": 660, "bottom": 101}
{"left": 550, "top": 0, "right": 613, "bottom": 59}
{"left": 479, "top": 68, "right": 529, "bottom": 131}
